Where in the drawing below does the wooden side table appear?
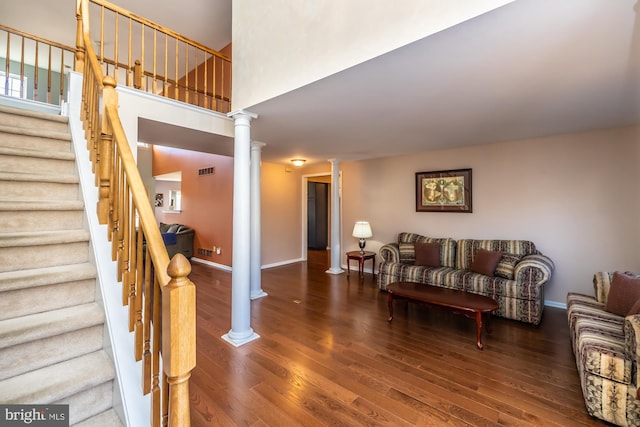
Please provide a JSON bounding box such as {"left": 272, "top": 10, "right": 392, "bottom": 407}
{"left": 346, "top": 250, "right": 376, "bottom": 279}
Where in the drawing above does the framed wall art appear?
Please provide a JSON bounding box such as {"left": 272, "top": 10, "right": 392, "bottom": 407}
{"left": 415, "top": 168, "right": 472, "bottom": 213}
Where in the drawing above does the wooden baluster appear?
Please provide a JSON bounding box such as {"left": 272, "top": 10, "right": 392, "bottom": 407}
{"left": 114, "top": 12, "right": 119, "bottom": 78}
{"left": 19, "top": 37, "right": 25, "bottom": 99}
{"left": 118, "top": 170, "right": 125, "bottom": 306}
{"left": 127, "top": 17, "right": 132, "bottom": 87}
{"left": 46, "top": 45, "right": 51, "bottom": 104}
{"left": 98, "top": 76, "right": 116, "bottom": 225}
{"left": 174, "top": 39, "right": 178, "bottom": 100}
{"left": 59, "top": 50, "right": 65, "bottom": 105}
{"left": 33, "top": 42, "right": 39, "bottom": 102}
{"left": 134, "top": 218, "right": 144, "bottom": 361}
{"left": 142, "top": 232, "right": 152, "bottom": 391}
{"left": 152, "top": 29, "right": 157, "bottom": 94}
{"left": 164, "top": 33, "right": 168, "bottom": 98}
{"left": 140, "top": 24, "right": 145, "bottom": 91}
{"left": 162, "top": 372, "right": 169, "bottom": 427}
{"left": 152, "top": 273, "right": 162, "bottom": 427}
{"left": 126, "top": 191, "right": 135, "bottom": 332}
{"left": 184, "top": 45, "right": 189, "bottom": 104}
{"left": 163, "top": 254, "right": 195, "bottom": 427}
{"left": 203, "top": 53, "right": 208, "bottom": 109}
{"left": 75, "top": 0, "right": 85, "bottom": 72}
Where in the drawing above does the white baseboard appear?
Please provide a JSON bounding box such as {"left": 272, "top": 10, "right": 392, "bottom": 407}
{"left": 544, "top": 300, "right": 566, "bottom": 309}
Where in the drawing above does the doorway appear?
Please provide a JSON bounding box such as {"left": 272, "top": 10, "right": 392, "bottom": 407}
{"left": 307, "top": 181, "right": 329, "bottom": 250}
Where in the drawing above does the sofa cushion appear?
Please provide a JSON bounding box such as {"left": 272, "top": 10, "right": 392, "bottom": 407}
{"left": 397, "top": 232, "right": 456, "bottom": 268}
{"left": 470, "top": 249, "right": 502, "bottom": 276}
{"left": 159, "top": 222, "right": 171, "bottom": 233}
{"left": 604, "top": 272, "right": 640, "bottom": 316}
{"left": 456, "top": 239, "right": 536, "bottom": 270}
{"left": 398, "top": 242, "right": 416, "bottom": 263}
{"left": 167, "top": 224, "right": 181, "bottom": 233}
{"left": 494, "top": 253, "right": 522, "bottom": 280}
{"left": 161, "top": 232, "right": 177, "bottom": 246}
{"left": 415, "top": 242, "right": 441, "bottom": 267}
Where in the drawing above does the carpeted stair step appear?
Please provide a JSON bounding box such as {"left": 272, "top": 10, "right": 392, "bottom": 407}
{"left": 0, "top": 104, "right": 69, "bottom": 133}
{"left": 0, "top": 303, "right": 104, "bottom": 381}
{"left": 0, "top": 200, "right": 85, "bottom": 232}
{"left": 0, "top": 350, "right": 116, "bottom": 425}
{"left": 0, "top": 171, "right": 79, "bottom": 201}
{"left": 74, "top": 409, "right": 123, "bottom": 427}
{"left": 0, "top": 263, "right": 96, "bottom": 320}
{"left": 0, "top": 123, "right": 71, "bottom": 152}
{"left": 0, "top": 145, "right": 76, "bottom": 175}
{"left": 0, "top": 230, "right": 90, "bottom": 273}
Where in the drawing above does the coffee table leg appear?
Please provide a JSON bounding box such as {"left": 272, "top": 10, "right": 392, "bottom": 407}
{"left": 475, "top": 311, "right": 484, "bottom": 350}
{"left": 388, "top": 293, "right": 394, "bottom": 322}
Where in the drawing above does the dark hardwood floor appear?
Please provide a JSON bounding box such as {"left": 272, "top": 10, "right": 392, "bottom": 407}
{"left": 188, "top": 250, "right": 603, "bottom": 426}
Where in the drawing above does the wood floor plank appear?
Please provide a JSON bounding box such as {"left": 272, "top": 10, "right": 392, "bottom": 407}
{"left": 187, "top": 250, "right": 605, "bottom": 426}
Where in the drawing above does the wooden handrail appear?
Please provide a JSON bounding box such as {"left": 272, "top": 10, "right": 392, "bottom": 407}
{"left": 76, "top": 0, "right": 196, "bottom": 425}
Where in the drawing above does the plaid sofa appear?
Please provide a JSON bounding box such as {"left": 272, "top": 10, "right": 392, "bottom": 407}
{"left": 377, "top": 232, "right": 554, "bottom": 325}
{"left": 567, "top": 273, "right": 640, "bottom": 426}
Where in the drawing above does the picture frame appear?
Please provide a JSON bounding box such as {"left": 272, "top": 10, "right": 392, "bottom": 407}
{"left": 154, "top": 193, "right": 164, "bottom": 207}
{"left": 415, "top": 168, "right": 472, "bottom": 213}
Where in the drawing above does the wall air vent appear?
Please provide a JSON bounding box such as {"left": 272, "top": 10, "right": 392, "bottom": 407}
{"left": 198, "top": 166, "right": 215, "bottom": 176}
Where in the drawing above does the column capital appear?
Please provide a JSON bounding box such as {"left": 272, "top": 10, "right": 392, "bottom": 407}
{"left": 227, "top": 109, "right": 258, "bottom": 121}
{"left": 251, "top": 141, "right": 267, "bottom": 150}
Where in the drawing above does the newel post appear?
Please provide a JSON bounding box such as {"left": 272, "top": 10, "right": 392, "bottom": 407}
{"left": 74, "top": 0, "right": 85, "bottom": 72}
{"left": 97, "top": 76, "right": 117, "bottom": 224}
{"left": 162, "top": 254, "right": 196, "bottom": 427}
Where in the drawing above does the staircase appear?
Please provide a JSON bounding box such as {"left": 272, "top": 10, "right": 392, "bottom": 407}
{"left": 0, "top": 104, "right": 123, "bottom": 426}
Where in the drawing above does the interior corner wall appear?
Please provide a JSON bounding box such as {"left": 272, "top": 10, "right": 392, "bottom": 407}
{"left": 339, "top": 125, "right": 640, "bottom": 305}
{"left": 260, "top": 162, "right": 304, "bottom": 266}
{"left": 231, "top": 0, "right": 513, "bottom": 109}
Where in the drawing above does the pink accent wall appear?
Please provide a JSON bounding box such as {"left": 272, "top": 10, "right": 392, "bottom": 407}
{"left": 152, "top": 145, "right": 234, "bottom": 265}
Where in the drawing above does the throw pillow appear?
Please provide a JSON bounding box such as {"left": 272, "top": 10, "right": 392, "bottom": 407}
{"left": 398, "top": 242, "right": 416, "bottom": 263}
{"left": 494, "top": 253, "right": 522, "bottom": 280}
{"left": 605, "top": 272, "right": 640, "bottom": 316}
{"left": 414, "top": 242, "right": 441, "bottom": 267}
{"left": 469, "top": 249, "right": 503, "bottom": 277}
{"left": 167, "top": 224, "right": 180, "bottom": 233}
{"left": 628, "top": 298, "right": 640, "bottom": 316}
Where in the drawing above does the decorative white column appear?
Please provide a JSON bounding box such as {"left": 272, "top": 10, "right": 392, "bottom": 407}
{"left": 326, "top": 159, "right": 344, "bottom": 274}
{"left": 222, "top": 110, "right": 260, "bottom": 347}
{"left": 250, "top": 141, "right": 267, "bottom": 299}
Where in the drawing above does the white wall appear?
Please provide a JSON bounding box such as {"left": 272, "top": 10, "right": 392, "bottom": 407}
{"left": 335, "top": 125, "right": 640, "bottom": 306}
{"left": 232, "top": 0, "right": 513, "bottom": 110}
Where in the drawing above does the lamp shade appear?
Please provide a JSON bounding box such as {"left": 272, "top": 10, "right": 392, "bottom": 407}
{"left": 352, "top": 221, "right": 373, "bottom": 239}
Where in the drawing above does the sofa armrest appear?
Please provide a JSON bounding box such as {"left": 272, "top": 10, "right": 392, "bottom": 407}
{"left": 513, "top": 253, "right": 554, "bottom": 286}
{"left": 624, "top": 314, "right": 640, "bottom": 396}
{"left": 379, "top": 243, "right": 400, "bottom": 263}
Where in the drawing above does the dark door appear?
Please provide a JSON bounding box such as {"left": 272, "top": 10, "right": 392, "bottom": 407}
{"left": 307, "top": 182, "right": 328, "bottom": 250}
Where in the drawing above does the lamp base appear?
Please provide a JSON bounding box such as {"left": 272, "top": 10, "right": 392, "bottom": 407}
{"left": 359, "top": 238, "right": 366, "bottom": 253}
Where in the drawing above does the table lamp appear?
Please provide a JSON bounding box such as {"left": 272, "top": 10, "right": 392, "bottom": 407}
{"left": 352, "top": 221, "right": 373, "bottom": 253}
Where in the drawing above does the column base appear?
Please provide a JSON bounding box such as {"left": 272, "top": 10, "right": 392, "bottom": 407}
{"left": 250, "top": 290, "right": 268, "bottom": 300}
{"left": 325, "top": 268, "right": 344, "bottom": 275}
{"left": 221, "top": 329, "right": 260, "bottom": 347}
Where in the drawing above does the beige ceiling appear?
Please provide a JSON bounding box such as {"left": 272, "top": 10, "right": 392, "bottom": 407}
{"left": 4, "top": 1, "right": 639, "bottom": 166}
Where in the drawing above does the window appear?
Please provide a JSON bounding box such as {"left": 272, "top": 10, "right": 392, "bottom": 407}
{"left": 0, "top": 72, "right": 27, "bottom": 99}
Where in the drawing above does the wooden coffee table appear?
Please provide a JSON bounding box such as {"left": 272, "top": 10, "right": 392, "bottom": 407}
{"left": 386, "top": 281, "right": 499, "bottom": 350}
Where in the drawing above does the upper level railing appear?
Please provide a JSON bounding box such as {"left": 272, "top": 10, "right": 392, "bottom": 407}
{"left": 86, "top": 0, "right": 232, "bottom": 113}
{"left": 76, "top": 0, "right": 196, "bottom": 426}
{"left": 0, "top": 24, "right": 75, "bottom": 106}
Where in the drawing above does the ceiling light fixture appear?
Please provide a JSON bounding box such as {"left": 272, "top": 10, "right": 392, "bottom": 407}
{"left": 291, "top": 159, "right": 306, "bottom": 167}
